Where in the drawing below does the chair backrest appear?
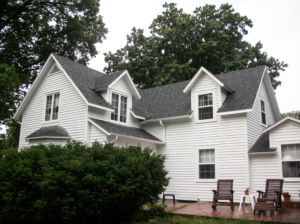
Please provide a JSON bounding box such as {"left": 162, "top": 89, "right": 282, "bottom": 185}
{"left": 265, "top": 179, "right": 284, "bottom": 199}
{"left": 217, "top": 179, "right": 233, "bottom": 197}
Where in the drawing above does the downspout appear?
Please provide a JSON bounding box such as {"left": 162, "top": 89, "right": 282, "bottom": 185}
{"left": 159, "top": 120, "right": 166, "bottom": 142}
{"left": 110, "top": 136, "right": 118, "bottom": 143}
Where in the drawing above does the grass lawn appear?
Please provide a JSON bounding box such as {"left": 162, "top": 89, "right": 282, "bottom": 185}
{"left": 138, "top": 215, "right": 261, "bottom": 224}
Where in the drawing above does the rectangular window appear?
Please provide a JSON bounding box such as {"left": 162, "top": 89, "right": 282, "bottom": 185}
{"left": 282, "top": 144, "right": 300, "bottom": 178}
{"left": 111, "top": 93, "right": 119, "bottom": 121}
{"left": 261, "top": 100, "right": 266, "bottom": 125}
{"left": 45, "top": 93, "right": 59, "bottom": 121}
{"left": 199, "top": 149, "right": 215, "bottom": 179}
{"left": 199, "top": 93, "right": 213, "bottom": 120}
{"left": 111, "top": 93, "right": 127, "bottom": 123}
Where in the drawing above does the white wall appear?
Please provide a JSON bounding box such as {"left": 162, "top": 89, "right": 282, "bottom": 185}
{"left": 247, "top": 78, "right": 275, "bottom": 150}
{"left": 19, "top": 64, "right": 87, "bottom": 148}
{"left": 142, "top": 122, "right": 164, "bottom": 142}
{"left": 156, "top": 73, "right": 248, "bottom": 202}
{"left": 88, "top": 122, "right": 107, "bottom": 144}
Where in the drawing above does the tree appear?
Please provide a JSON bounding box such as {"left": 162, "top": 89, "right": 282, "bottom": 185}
{"left": 104, "top": 3, "right": 287, "bottom": 89}
{"left": 281, "top": 110, "right": 300, "bottom": 120}
{"left": 0, "top": 64, "right": 20, "bottom": 127}
{"left": 0, "top": 0, "right": 108, "bottom": 124}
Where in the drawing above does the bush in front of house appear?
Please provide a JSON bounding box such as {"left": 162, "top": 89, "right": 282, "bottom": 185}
{"left": 0, "top": 141, "right": 169, "bottom": 223}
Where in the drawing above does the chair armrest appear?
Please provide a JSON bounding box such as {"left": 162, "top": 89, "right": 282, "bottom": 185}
{"left": 274, "top": 191, "right": 282, "bottom": 195}
{"left": 257, "top": 190, "right": 265, "bottom": 198}
{"left": 212, "top": 190, "right": 218, "bottom": 196}
{"left": 230, "top": 190, "right": 234, "bottom": 193}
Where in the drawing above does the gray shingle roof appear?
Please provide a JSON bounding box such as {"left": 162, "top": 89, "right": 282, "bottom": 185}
{"left": 132, "top": 66, "right": 266, "bottom": 120}
{"left": 93, "top": 70, "right": 125, "bottom": 90}
{"left": 53, "top": 54, "right": 114, "bottom": 110}
{"left": 132, "top": 80, "right": 192, "bottom": 120}
{"left": 89, "top": 118, "right": 162, "bottom": 142}
{"left": 26, "top": 125, "right": 70, "bottom": 139}
{"left": 217, "top": 66, "right": 266, "bottom": 113}
{"left": 248, "top": 132, "right": 276, "bottom": 153}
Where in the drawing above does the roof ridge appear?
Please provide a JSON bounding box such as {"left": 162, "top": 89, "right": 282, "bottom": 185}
{"left": 53, "top": 54, "right": 105, "bottom": 76}
{"left": 141, "top": 79, "right": 190, "bottom": 91}
{"left": 216, "top": 65, "right": 266, "bottom": 76}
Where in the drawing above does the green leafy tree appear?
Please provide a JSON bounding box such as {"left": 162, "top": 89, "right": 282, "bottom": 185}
{"left": 0, "top": 0, "right": 108, "bottom": 116}
{"left": 281, "top": 110, "right": 300, "bottom": 120}
{"left": 104, "top": 3, "right": 287, "bottom": 89}
{"left": 0, "top": 64, "right": 20, "bottom": 126}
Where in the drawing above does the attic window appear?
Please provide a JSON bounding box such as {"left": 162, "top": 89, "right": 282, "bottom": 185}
{"left": 111, "top": 93, "right": 127, "bottom": 123}
{"left": 261, "top": 100, "right": 266, "bottom": 125}
{"left": 50, "top": 65, "right": 60, "bottom": 74}
{"left": 198, "top": 93, "right": 213, "bottom": 120}
{"left": 45, "top": 93, "right": 60, "bottom": 121}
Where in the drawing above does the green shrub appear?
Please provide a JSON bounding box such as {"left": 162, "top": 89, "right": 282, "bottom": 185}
{"left": 0, "top": 141, "right": 169, "bottom": 223}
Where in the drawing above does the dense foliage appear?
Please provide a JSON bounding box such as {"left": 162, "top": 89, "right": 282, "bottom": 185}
{"left": 0, "top": 0, "right": 108, "bottom": 125}
{"left": 104, "top": 3, "right": 287, "bottom": 89}
{"left": 281, "top": 110, "right": 300, "bottom": 120}
{"left": 0, "top": 141, "right": 169, "bottom": 223}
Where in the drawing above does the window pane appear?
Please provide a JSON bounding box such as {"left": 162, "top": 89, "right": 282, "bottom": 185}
{"left": 52, "top": 94, "right": 59, "bottom": 120}
{"left": 111, "top": 93, "right": 119, "bottom": 121}
{"left": 261, "top": 112, "right": 266, "bottom": 124}
{"left": 199, "top": 164, "right": 215, "bottom": 179}
{"left": 45, "top": 95, "right": 52, "bottom": 121}
{"left": 120, "top": 96, "right": 127, "bottom": 123}
{"left": 199, "top": 94, "right": 213, "bottom": 108}
{"left": 199, "top": 149, "right": 215, "bottom": 164}
{"left": 282, "top": 161, "right": 300, "bottom": 177}
{"left": 282, "top": 144, "right": 300, "bottom": 160}
{"left": 199, "top": 107, "right": 213, "bottom": 120}
{"left": 261, "top": 100, "right": 265, "bottom": 112}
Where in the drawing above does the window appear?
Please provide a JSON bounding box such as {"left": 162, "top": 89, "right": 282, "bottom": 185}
{"left": 45, "top": 93, "right": 60, "bottom": 121}
{"left": 199, "top": 149, "right": 215, "bottom": 179}
{"left": 198, "top": 93, "right": 213, "bottom": 120}
{"left": 111, "top": 93, "right": 127, "bottom": 123}
{"left": 282, "top": 144, "right": 300, "bottom": 178}
{"left": 261, "top": 100, "right": 266, "bottom": 125}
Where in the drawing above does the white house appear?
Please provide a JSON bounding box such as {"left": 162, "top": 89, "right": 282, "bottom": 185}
{"left": 14, "top": 54, "right": 300, "bottom": 202}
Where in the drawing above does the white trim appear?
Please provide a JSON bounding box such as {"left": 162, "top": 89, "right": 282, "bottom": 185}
{"left": 43, "top": 92, "right": 60, "bottom": 123}
{"left": 110, "top": 133, "right": 165, "bottom": 145}
{"left": 159, "top": 120, "right": 166, "bottom": 142}
{"left": 263, "top": 116, "right": 300, "bottom": 133}
{"left": 130, "top": 110, "right": 146, "bottom": 120}
{"left": 139, "top": 115, "right": 191, "bottom": 124}
{"left": 87, "top": 103, "right": 114, "bottom": 112}
{"left": 87, "top": 118, "right": 111, "bottom": 136}
{"left": 218, "top": 109, "right": 252, "bottom": 116}
{"left": 250, "top": 66, "right": 266, "bottom": 114}
{"left": 110, "top": 91, "right": 130, "bottom": 125}
{"left": 195, "top": 144, "right": 219, "bottom": 183}
{"left": 260, "top": 99, "right": 267, "bottom": 127}
{"left": 183, "top": 67, "right": 225, "bottom": 94}
{"left": 244, "top": 116, "right": 250, "bottom": 191}
{"left": 108, "top": 70, "right": 141, "bottom": 99}
{"left": 248, "top": 151, "right": 277, "bottom": 155}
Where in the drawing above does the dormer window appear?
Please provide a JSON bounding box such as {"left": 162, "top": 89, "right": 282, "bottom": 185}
{"left": 111, "top": 93, "right": 127, "bottom": 123}
{"left": 198, "top": 93, "right": 213, "bottom": 120}
{"left": 45, "top": 93, "right": 59, "bottom": 121}
{"left": 261, "top": 100, "right": 266, "bottom": 125}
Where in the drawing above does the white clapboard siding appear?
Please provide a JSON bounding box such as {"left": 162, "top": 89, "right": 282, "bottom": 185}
{"left": 221, "top": 88, "right": 227, "bottom": 104}
{"left": 107, "top": 135, "right": 158, "bottom": 153}
{"left": 142, "top": 122, "right": 164, "bottom": 142}
{"left": 89, "top": 123, "right": 107, "bottom": 144}
{"left": 247, "top": 79, "right": 275, "bottom": 150}
{"left": 88, "top": 106, "right": 108, "bottom": 121}
{"left": 19, "top": 69, "right": 87, "bottom": 148}
{"left": 109, "top": 77, "right": 141, "bottom": 128}
{"left": 156, "top": 73, "right": 248, "bottom": 202}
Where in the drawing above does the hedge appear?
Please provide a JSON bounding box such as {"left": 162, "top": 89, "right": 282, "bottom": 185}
{"left": 0, "top": 141, "right": 169, "bottom": 223}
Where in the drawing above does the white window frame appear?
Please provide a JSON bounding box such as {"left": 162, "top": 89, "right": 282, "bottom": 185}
{"left": 277, "top": 141, "right": 300, "bottom": 182}
{"left": 195, "top": 89, "right": 217, "bottom": 123}
{"left": 110, "top": 91, "right": 129, "bottom": 124}
{"left": 260, "top": 99, "right": 267, "bottom": 126}
{"left": 44, "top": 92, "right": 60, "bottom": 123}
{"left": 195, "top": 145, "right": 218, "bottom": 183}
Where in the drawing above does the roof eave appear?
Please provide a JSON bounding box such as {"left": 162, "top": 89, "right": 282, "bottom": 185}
{"left": 26, "top": 136, "right": 71, "bottom": 142}
{"left": 110, "top": 133, "right": 165, "bottom": 145}
{"left": 263, "top": 116, "right": 300, "bottom": 133}
{"left": 218, "top": 109, "right": 252, "bottom": 116}
{"left": 248, "top": 149, "right": 277, "bottom": 155}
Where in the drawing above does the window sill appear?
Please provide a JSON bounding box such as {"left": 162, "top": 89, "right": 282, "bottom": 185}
{"left": 195, "top": 119, "right": 217, "bottom": 124}
{"left": 283, "top": 178, "right": 300, "bottom": 182}
{"left": 195, "top": 179, "right": 217, "bottom": 183}
{"left": 42, "top": 120, "right": 59, "bottom": 125}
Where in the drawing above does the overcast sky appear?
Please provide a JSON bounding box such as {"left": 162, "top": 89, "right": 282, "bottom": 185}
{"left": 1, "top": 0, "right": 299, "bottom": 134}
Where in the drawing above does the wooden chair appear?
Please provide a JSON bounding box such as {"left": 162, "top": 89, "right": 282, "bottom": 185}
{"left": 212, "top": 179, "right": 234, "bottom": 210}
{"left": 253, "top": 179, "right": 284, "bottom": 216}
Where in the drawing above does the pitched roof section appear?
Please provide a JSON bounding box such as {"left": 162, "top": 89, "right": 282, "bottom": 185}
{"left": 93, "top": 70, "right": 125, "bottom": 91}
{"left": 132, "top": 80, "right": 192, "bottom": 120}
{"left": 53, "top": 54, "right": 114, "bottom": 110}
{"left": 217, "top": 66, "right": 266, "bottom": 113}
{"left": 26, "top": 125, "right": 70, "bottom": 140}
{"left": 248, "top": 132, "right": 276, "bottom": 153}
{"left": 89, "top": 118, "right": 163, "bottom": 143}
